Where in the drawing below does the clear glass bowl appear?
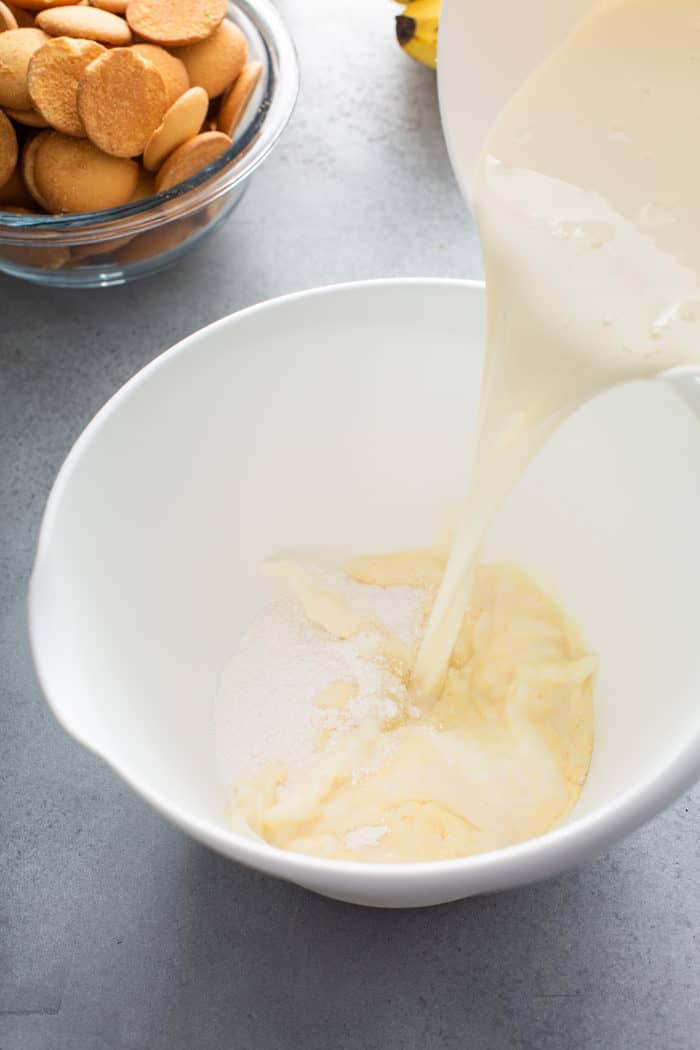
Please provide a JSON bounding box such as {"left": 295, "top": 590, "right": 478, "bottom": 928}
{"left": 0, "top": 0, "right": 298, "bottom": 288}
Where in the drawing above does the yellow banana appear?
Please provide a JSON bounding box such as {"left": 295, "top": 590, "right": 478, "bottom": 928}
{"left": 395, "top": 0, "right": 440, "bottom": 70}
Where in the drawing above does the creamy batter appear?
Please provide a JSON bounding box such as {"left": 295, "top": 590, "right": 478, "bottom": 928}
{"left": 231, "top": 553, "right": 594, "bottom": 862}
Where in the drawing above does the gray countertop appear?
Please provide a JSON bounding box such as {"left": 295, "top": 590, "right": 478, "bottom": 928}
{"left": 1, "top": 2, "right": 698, "bottom": 1048}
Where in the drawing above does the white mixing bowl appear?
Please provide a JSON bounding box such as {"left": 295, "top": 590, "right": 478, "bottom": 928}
{"left": 29, "top": 279, "right": 700, "bottom": 907}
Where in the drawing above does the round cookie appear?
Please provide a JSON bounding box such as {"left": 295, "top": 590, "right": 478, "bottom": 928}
{"left": 130, "top": 42, "right": 188, "bottom": 107}
{"left": 217, "top": 61, "right": 262, "bottom": 138}
{"left": 32, "top": 131, "right": 138, "bottom": 211}
{"left": 6, "top": 4, "right": 35, "bottom": 26}
{"left": 143, "top": 84, "right": 207, "bottom": 171}
{"left": 70, "top": 228, "right": 135, "bottom": 261}
{"left": 20, "top": 129, "right": 51, "bottom": 207}
{"left": 173, "top": 19, "right": 246, "bottom": 100}
{"left": 0, "top": 2, "right": 19, "bottom": 30}
{"left": 0, "top": 28, "right": 48, "bottom": 109}
{"left": 0, "top": 216, "right": 71, "bottom": 268}
{"left": 77, "top": 47, "right": 167, "bottom": 157}
{"left": 5, "top": 105, "right": 48, "bottom": 125}
{"left": 0, "top": 110, "right": 18, "bottom": 187}
{"left": 35, "top": 6, "right": 131, "bottom": 43}
{"left": 0, "top": 163, "right": 35, "bottom": 207}
{"left": 89, "top": 0, "right": 127, "bottom": 11}
{"left": 155, "top": 128, "right": 231, "bottom": 192}
{"left": 126, "top": 0, "right": 225, "bottom": 47}
{"left": 28, "top": 36, "right": 104, "bottom": 136}
{"left": 115, "top": 218, "right": 193, "bottom": 262}
{"left": 129, "top": 163, "right": 154, "bottom": 200}
{"left": 6, "top": 3, "right": 34, "bottom": 24}
{"left": 0, "top": 204, "right": 36, "bottom": 215}
{"left": 9, "top": 0, "right": 80, "bottom": 10}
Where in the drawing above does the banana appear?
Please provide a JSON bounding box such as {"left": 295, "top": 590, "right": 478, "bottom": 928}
{"left": 395, "top": 0, "right": 440, "bottom": 70}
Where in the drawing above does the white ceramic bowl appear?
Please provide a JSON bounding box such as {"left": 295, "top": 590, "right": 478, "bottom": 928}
{"left": 29, "top": 279, "right": 700, "bottom": 907}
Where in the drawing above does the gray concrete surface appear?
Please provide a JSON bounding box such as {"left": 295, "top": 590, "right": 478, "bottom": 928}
{"left": 1, "top": 2, "right": 698, "bottom": 1048}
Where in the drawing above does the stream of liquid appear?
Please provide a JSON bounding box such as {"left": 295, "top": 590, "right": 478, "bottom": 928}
{"left": 414, "top": 0, "right": 700, "bottom": 697}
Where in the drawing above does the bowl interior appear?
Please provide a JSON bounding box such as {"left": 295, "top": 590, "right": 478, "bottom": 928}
{"left": 31, "top": 281, "right": 700, "bottom": 887}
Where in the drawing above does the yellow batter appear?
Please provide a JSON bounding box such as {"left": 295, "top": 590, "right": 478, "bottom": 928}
{"left": 232, "top": 552, "right": 594, "bottom": 863}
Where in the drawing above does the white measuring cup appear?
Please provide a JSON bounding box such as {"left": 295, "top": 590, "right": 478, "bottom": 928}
{"left": 438, "top": 0, "right": 595, "bottom": 197}
{"left": 437, "top": 0, "right": 700, "bottom": 414}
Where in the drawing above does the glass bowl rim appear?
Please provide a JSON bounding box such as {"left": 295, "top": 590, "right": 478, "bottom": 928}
{"left": 0, "top": 0, "right": 298, "bottom": 247}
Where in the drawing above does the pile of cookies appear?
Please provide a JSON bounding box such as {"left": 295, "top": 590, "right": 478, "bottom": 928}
{"left": 0, "top": 0, "right": 263, "bottom": 216}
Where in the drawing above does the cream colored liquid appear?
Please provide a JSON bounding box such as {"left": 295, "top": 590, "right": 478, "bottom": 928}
{"left": 414, "top": 0, "right": 700, "bottom": 697}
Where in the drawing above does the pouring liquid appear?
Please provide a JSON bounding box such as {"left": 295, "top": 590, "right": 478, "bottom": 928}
{"left": 414, "top": 0, "right": 700, "bottom": 697}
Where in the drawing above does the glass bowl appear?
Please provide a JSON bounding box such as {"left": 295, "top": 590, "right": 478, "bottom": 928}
{"left": 0, "top": 0, "right": 298, "bottom": 288}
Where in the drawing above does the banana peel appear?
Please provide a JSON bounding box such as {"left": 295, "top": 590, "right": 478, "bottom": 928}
{"left": 395, "top": 0, "right": 440, "bottom": 70}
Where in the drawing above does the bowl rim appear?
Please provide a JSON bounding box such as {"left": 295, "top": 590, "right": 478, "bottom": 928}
{"left": 28, "top": 277, "right": 700, "bottom": 891}
{"left": 0, "top": 0, "right": 299, "bottom": 246}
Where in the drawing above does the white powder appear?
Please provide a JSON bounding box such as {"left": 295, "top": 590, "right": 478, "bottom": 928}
{"left": 303, "top": 565, "right": 426, "bottom": 645}
{"left": 214, "top": 576, "right": 426, "bottom": 788}
{"left": 344, "top": 825, "right": 389, "bottom": 851}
